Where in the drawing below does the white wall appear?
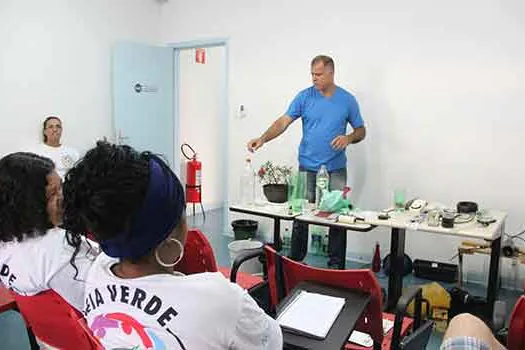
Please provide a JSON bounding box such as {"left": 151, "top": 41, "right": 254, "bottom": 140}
{"left": 179, "top": 46, "right": 226, "bottom": 212}
{"left": 0, "top": 0, "right": 161, "bottom": 156}
{"left": 160, "top": 0, "right": 525, "bottom": 283}
{"left": 1, "top": 0, "right": 523, "bottom": 284}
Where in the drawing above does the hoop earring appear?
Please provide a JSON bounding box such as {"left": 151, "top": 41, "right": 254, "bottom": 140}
{"left": 155, "top": 238, "right": 184, "bottom": 268}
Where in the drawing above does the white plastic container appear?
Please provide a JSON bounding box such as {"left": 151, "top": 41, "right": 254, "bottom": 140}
{"left": 227, "top": 239, "right": 263, "bottom": 275}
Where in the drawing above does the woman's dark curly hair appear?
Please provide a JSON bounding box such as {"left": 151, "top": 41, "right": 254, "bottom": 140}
{"left": 0, "top": 152, "right": 55, "bottom": 242}
{"left": 63, "top": 141, "right": 155, "bottom": 260}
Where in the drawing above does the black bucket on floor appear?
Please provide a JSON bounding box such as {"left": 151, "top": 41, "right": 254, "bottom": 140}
{"left": 231, "top": 219, "right": 258, "bottom": 240}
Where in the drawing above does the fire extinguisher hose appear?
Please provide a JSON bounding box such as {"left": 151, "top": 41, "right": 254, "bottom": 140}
{"left": 181, "top": 143, "right": 197, "bottom": 160}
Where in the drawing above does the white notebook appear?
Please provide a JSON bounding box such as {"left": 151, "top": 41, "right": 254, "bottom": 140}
{"left": 277, "top": 290, "right": 346, "bottom": 339}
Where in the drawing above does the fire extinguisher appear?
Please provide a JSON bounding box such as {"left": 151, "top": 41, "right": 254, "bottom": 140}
{"left": 181, "top": 143, "right": 205, "bottom": 218}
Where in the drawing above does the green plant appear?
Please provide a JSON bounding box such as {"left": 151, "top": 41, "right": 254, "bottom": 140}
{"left": 257, "top": 161, "right": 292, "bottom": 185}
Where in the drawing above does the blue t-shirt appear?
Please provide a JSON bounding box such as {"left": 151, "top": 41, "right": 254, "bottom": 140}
{"left": 286, "top": 86, "right": 364, "bottom": 172}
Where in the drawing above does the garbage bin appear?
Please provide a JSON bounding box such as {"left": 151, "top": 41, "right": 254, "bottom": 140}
{"left": 228, "top": 239, "right": 263, "bottom": 275}
{"left": 231, "top": 219, "right": 258, "bottom": 240}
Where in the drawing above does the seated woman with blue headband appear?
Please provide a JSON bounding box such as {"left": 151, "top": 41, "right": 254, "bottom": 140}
{"left": 63, "top": 141, "right": 282, "bottom": 350}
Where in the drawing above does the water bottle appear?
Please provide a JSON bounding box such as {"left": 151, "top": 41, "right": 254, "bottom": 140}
{"left": 240, "top": 157, "right": 255, "bottom": 205}
{"left": 321, "top": 232, "right": 329, "bottom": 256}
{"left": 282, "top": 228, "right": 291, "bottom": 250}
{"left": 315, "top": 165, "right": 329, "bottom": 208}
{"left": 493, "top": 300, "right": 507, "bottom": 330}
{"left": 310, "top": 227, "right": 322, "bottom": 255}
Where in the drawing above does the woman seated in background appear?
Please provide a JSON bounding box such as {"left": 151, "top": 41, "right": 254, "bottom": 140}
{"left": 63, "top": 141, "right": 282, "bottom": 350}
{"left": 33, "top": 115, "right": 80, "bottom": 179}
{"left": 0, "top": 152, "right": 94, "bottom": 310}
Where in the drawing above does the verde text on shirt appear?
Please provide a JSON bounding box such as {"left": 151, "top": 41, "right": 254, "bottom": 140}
{"left": 84, "top": 284, "right": 179, "bottom": 329}
{"left": 0, "top": 264, "right": 17, "bottom": 287}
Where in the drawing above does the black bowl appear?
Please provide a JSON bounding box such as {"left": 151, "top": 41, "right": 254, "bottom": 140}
{"left": 263, "top": 184, "right": 288, "bottom": 203}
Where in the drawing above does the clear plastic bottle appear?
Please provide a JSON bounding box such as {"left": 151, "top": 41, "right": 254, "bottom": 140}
{"left": 282, "top": 228, "right": 291, "bottom": 250}
{"left": 321, "top": 232, "right": 329, "bottom": 256}
{"left": 512, "top": 256, "right": 519, "bottom": 290}
{"left": 310, "top": 227, "right": 322, "bottom": 255}
{"left": 315, "top": 165, "right": 329, "bottom": 208}
{"left": 240, "top": 157, "right": 255, "bottom": 205}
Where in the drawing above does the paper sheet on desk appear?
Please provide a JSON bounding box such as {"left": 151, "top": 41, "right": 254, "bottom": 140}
{"left": 338, "top": 215, "right": 360, "bottom": 224}
{"left": 277, "top": 290, "right": 345, "bottom": 339}
{"left": 348, "top": 319, "right": 395, "bottom": 347}
{"left": 338, "top": 211, "right": 378, "bottom": 222}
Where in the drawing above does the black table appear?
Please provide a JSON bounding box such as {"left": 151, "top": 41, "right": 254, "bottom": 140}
{"left": 276, "top": 281, "right": 371, "bottom": 350}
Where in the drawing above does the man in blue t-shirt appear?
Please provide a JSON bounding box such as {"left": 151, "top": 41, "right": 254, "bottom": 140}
{"left": 247, "top": 55, "right": 366, "bottom": 269}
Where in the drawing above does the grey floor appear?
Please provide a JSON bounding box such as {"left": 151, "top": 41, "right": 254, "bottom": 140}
{"left": 0, "top": 207, "right": 520, "bottom": 349}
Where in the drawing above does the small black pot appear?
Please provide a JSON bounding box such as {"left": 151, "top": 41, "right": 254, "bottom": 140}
{"left": 231, "top": 219, "right": 258, "bottom": 240}
{"left": 263, "top": 184, "right": 288, "bottom": 203}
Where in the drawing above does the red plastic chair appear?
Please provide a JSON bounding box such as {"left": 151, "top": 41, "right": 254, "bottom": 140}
{"left": 12, "top": 289, "right": 101, "bottom": 350}
{"left": 90, "top": 228, "right": 264, "bottom": 290}
{"left": 0, "top": 285, "right": 17, "bottom": 313}
{"left": 177, "top": 229, "right": 264, "bottom": 290}
{"left": 176, "top": 229, "right": 270, "bottom": 313}
{"left": 176, "top": 229, "right": 219, "bottom": 274}
{"left": 507, "top": 295, "right": 525, "bottom": 350}
{"left": 264, "top": 245, "right": 433, "bottom": 350}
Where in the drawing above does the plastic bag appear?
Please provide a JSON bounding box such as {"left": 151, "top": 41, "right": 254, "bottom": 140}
{"left": 406, "top": 281, "right": 451, "bottom": 319}
{"left": 287, "top": 172, "right": 307, "bottom": 213}
{"left": 319, "top": 190, "right": 351, "bottom": 213}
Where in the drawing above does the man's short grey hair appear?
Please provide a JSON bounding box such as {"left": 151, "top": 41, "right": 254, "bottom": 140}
{"left": 311, "top": 55, "right": 334, "bottom": 72}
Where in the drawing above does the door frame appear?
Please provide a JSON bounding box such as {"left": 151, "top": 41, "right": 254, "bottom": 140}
{"left": 168, "top": 38, "right": 230, "bottom": 217}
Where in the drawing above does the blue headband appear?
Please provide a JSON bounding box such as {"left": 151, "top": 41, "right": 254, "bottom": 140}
{"left": 99, "top": 158, "right": 185, "bottom": 260}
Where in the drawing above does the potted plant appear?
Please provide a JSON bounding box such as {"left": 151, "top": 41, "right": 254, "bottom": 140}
{"left": 257, "top": 161, "right": 292, "bottom": 203}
